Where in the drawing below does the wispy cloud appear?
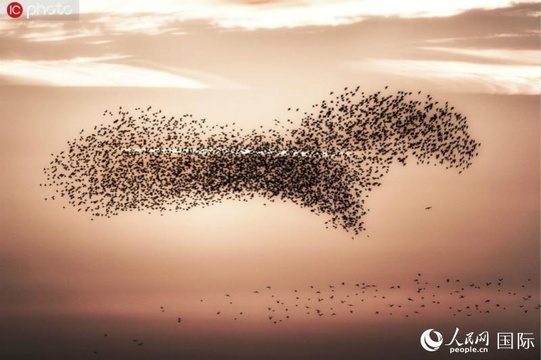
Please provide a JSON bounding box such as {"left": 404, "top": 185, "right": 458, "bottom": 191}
{"left": 0, "top": 1, "right": 536, "bottom": 43}
{"left": 0, "top": 14, "right": 183, "bottom": 42}
{"left": 0, "top": 57, "right": 224, "bottom": 88}
{"left": 352, "top": 58, "right": 540, "bottom": 95}
{"left": 420, "top": 47, "right": 541, "bottom": 65}
{"left": 1, "top": 0, "right": 535, "bottom": 35}
{"left": 422, "top": 33, "right": 534, "bottom": 44}
{"left": 347, "top": 29, "right": 540, "bottom": 96}
{"left": 20, "top": 30, "right": 101, "bottom": 42}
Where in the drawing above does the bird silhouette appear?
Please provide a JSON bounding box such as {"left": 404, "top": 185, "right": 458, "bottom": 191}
{"left": 42, "top": 87, "right": 481, "bottom": 237}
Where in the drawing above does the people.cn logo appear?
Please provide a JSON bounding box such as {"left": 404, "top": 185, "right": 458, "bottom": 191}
{"left": 7, "top": 2, "right": 23, "bottom": 18}
{"left": 420, "top": 329, "right": 444, "bottom": 352}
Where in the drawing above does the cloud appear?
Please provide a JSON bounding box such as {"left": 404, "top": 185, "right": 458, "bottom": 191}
{"left": 347, "top": 37, "right": 540, "bottom": 95}
{"left": 422, "top": 33, "right": 532, "bottom": 45}
{"left": 351, "top": 58, "right": 540, "bottom": 95}
{"left": 0, "top": 57, "right": 218, "bottom": 88}
{"left": 77, "top": 0, "right": 540, "bottom": 30}
{"left": 0, "top": 14, "right": 182, "bottom": 42}
{"left": 20, "top": 30, "right": 101, "bottom": 42}
{"left": 1, "top": 1, "right": 537, "bottom": 41}
{"left": 420, "top": 47, "right": 541, "bottom": 65}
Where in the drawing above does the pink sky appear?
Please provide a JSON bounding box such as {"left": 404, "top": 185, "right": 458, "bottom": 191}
{"left": 0, "top": 1, "right": 539, "bottom": 359}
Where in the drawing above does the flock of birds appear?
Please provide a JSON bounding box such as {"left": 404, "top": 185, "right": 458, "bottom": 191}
{"left": 42, "top": 87, "right": 480, "bottom": 235}
{"left": 89, "top": 274, "right": 539, "bottom": 356}
{"left": 37, "top": 88, "right": 537, "bottom": 358}
{"left": 192, "top": 275, "right": 538, "bottom": 322}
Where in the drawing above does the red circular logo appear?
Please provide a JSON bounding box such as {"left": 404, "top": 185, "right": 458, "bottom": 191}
{"left": 7, "top": 2, "right": 23, "bottom": 18}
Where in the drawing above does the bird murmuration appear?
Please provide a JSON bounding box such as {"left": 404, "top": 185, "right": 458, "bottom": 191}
{"left": 42, "top": 87, "right": 480, "bottom": 236}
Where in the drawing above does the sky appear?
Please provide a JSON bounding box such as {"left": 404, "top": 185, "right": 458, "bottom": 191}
{"left": 0, "top": 1, "right": 540, "bottom": 359}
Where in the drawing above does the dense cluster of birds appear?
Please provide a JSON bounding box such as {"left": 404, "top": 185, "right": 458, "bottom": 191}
{"left": 90, "top": 274, "right": 539, "bottom": 355}
{"left": 42, "top": 87, "right": 480, "bottom": 235}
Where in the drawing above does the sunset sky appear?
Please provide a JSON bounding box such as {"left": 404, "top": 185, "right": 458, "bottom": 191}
{"left": 0, "top": 1, "right": 539, "bottom": 359}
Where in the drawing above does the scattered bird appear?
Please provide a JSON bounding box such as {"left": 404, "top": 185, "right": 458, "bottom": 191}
{"left": 84, "top": 273, "right": 530, "bottom": 355}
{"left": 102, "top": 273, "right": 536, "bottom": 342}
